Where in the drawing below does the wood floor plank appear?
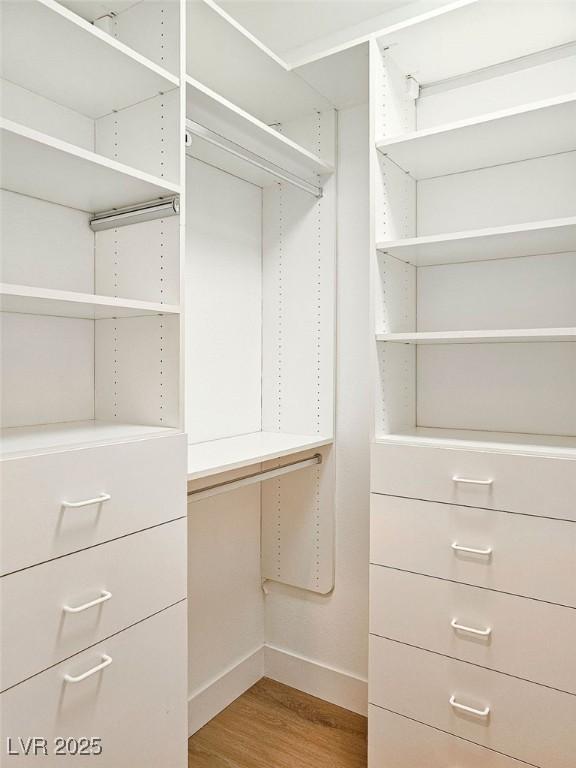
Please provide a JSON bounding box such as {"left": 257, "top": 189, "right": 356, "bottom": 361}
{"left": 188, "top": 678, "right": 367, "bottom": 768}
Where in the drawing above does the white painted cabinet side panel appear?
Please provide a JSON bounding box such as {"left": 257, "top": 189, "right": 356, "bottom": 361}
{"left": 0, "top": 190, "right": 94, "bottom": 293}
{"left": 185, "top": 158, "right": 262, "bottom": 443}
{"left": 417, "top": 342, "right": 576, "bottom": 436}
{"left": 95, "top": 314, "right": 179, "bottom": 427}
{"left": 110, "top": 0, "right": 180, "bottom": 76}
{"left": 1, "top": 314, "right": 94, "bottom": 428}
{"left": 261, "top": 445, "right": 335, "bottom": 594}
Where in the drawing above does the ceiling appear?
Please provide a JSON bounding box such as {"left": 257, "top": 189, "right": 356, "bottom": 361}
{"left": 217, "top": 0, "right": 415, "bottom": 59}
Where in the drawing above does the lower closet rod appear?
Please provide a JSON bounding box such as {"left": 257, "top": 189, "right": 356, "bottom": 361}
{"left": 188, "top": 453, "right": 322, "bottom": 502}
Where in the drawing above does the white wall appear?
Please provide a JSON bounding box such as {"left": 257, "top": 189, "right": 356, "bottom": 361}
{"left": 264, "top": 103, "right": 370, "bottom": 712}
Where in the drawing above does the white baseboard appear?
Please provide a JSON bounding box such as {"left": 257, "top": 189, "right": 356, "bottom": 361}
{"left": 264, "top": 644, "right": 368, "bottom": 716}
{"left": 188, "top": 645, "right": 265, "bottom": 736}
{"left": 188, "top": 643, "right": 368, "bottom": 735}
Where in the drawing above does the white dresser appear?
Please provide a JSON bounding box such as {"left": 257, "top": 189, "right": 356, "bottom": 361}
{"left": 367, "top": 2, "right": 576, "bottom": 766}
{"left": 0, "top": 433, "right": 188, "bottom": 765}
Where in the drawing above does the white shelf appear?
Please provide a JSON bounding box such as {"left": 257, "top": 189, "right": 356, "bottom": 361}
{"left": 186, "top": 76, "right": 334, "bottom": 181}
{"left": 376, "top": 217, "right": 576, "bottom": 267}
{"left": 376, "top": 94, "right": 576, "bottom": 179}
{"left": 186, "top": 0, "right": 332, "bottom": 125}
{"left": 376, "top": 428, "right": 576, "bottom": 460}
{"left": 376, "top": 328, "right": 576, "bottom": 344}
{"left": 0, "top": 420, "right": 181, "bottom": 460}
{"left": 0, "top": 284, "right": 180, "bottom": 320}
{"left": 187, "top": 431, "right": 333, "bottom": 480}
{"left": 0, "top": 0, "right": 179, "bottom": 119}
{"left": 375, "top": 0, "right": 576, "bottom": 84}
{"left": 0, "top": 119, "right": 181, "bottom": 212}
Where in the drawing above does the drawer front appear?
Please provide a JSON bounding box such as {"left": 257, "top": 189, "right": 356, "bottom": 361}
{"left": 370, "top": 566, "right": 576, "bottom": 695}
{"left": 370, "top": 636, "right": 576, "bottom": 768}
{"left": 369, "top": 706, "right": 524, "bottom": 768}
{"left": 371, "top": 442, "right": 576, "bottom": 521}
{"left": 1, "top": 519, "right": 186, "bottom": 692}
{"left": 1, "top": 433, "right": 186, "bottom": 575}
{"left": 0, "top": 602, "right": 187, "bottom": 767}
{"left": 370, "top": 494, "right": 576, "bottom": 607}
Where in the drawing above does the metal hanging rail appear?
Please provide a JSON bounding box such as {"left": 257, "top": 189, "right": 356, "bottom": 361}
{"left": 188, "top": 453, "right": 323, "bottom": 502}
{"left": 185, "top": 119, "right": 323, "bottom": 199}
{"left": 90, "top": 196, "right": 180, "bottom": 231}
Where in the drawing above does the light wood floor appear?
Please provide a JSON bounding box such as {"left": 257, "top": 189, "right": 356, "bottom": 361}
{"left": 188, "top": 677, "right": 368, "bottom": 768}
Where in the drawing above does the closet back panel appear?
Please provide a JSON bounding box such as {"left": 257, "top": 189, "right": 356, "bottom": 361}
{"left": 417, "top": 151, "right": 576, "bottom": 235}
{"left": 1, "top": 313, "right": 94, "bottom": 428}
{"left": 185, "top": 158, "right": 262, "bottom": 443}
{"left": 0, "top": 190, "right": 93, "bottom": 292}
{"left": 417, "top": 253, "right": 576, "bottom": 331}
{"left": 417, "top": 53, "right": 576, "bottom": 128}
{"left": 95, "top": 314, "right": 180, "bottom": 427}
{"left": 417, "top": 342, "right": 576, "bottom": 436}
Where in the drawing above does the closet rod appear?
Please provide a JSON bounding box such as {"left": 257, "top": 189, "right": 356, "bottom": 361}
{"left": 188, "top": 453, "right": 323, "bottom": 502}
{"left": 185, "top": 119, "right": 323, "bottom": 199}
{"left": 90, "top": 196, "right": 180, "bottom": 231}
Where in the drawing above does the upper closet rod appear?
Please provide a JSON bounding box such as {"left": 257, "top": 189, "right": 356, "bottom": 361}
{"left": 185, "top": 119, "right": 323, "bottom": 199}
{"left": 188, "top": 453, "right": 322, "bottom": 502}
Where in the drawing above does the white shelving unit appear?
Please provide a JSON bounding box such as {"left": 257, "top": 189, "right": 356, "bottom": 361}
{"left": 376, "top": 328, "right": 576, "bottom": 344}
{"left": 188, "top": 432, "right": 333, "bottom": 480}
{"left": 0, "top": 119, "right": 180, "bottom": 212}
{"left": 369, "top": 3, "right": 576, "bottom": 766}
{"left": 376, "top": 93, "right": 576, "bottom": 179}
{"left": 185, "top": 1, "right": 337, "bottom": 597}
{"left": 1, "top": 0, "right": 179, "bottom": 118}
{"left": 0, "top": 284, "right": 180, "bottom": 320}
{"left": 376, "top": 216, "right": 576, "bottom": 266}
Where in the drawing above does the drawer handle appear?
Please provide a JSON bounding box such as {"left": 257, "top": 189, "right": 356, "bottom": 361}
{"left": 451, "top": 618, "right": 492, "bottom": 637}
{"left": 64, "top": 655, "right": 112, "bottom": 684}
{"left": 453, "top": 476, "right": 493, "bottom": 486}
{"left": 63, "top": 590, "right": 112, "bottom": 614}
{"left": 452, "top": 542, "right": 493, "bottom": 557}
{"left": 450, "top": 695, "right": 490, "bottom": 718}
{"left": 61, "top": 493, "right": 111, "bottom": 509}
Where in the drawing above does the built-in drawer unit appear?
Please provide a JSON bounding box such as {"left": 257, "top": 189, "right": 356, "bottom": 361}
{"left": 1, "top": 519, "right": 186, "bottom": 692}
{"left": 370, "top": 566, "right": 576, "bottom": 694}
{"left": 370, "top": 636, "right": 576, "bottom": 768}
{"left": 368, "top": 706, "right": 526, "bottom": 768}
{"left": 370, "top": 494, "right": 576, "bottom": 607}
{"left": 371, "top": 442, "right": 576, "bottom": 521}
{"left": 0, "top": 433, "right": 187, "bottom": 575}
{"left": 0, "top": 602, "right": 187, "bottom": 767}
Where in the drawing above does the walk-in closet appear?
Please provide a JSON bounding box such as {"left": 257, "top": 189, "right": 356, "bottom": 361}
{"left": 1, "top": 1, "right": 574, "bottom": 766}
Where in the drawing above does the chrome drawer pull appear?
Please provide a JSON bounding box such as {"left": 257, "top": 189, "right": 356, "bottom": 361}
{"left": 61, "top": 493, "right": 111, "bottom": 509}
{"left": 452, "top": 542, "right": 493, "bottom": 557}
{"left": 451, "top": 618, "right": 492, "bottom": 637}
{"left": 64, "top": 655, "right": 112, "bottom": 684}
{"left": 450, "top": 695, "right": 490, "bottom": 718}
{"left": 63, "top": 590, "right": 112, "bottom": 614}
{"left": 453, "top": 476, "right": 493, "bottom": 486}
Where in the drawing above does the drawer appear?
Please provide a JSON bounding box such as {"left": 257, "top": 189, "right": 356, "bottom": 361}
{"left": 371, "top": 442, "right": 576, "bottom": 521}
{"left": 0, "top": 433, "right": 186, "bottom": 575}
{"left": 370, "top": 566, "right": 576, "bottom": 694}
{"left": 369, "top": 706, "right": 525, "bottom": 768}
{"left": 0, "top": 602, "right": 187, "bottom": 767}
{"left": 370, "top": 494, "right": 576, "bottom": 607}
{"left": 1, "top": 519, "right": 186, "bottom": 692}
{"left": 370, "top": 636, "right": 576, "bottom": 768}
